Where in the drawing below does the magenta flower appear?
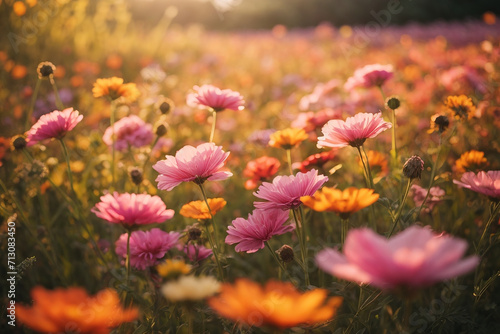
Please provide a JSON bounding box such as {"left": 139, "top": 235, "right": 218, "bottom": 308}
{"left": 253, "top": 169, "right": 328, "bottom": 210}
{"left": 26, "top": 108, "right": 83, "bottom": 146}
{"left": 153, "top": 143, "right": 232, "bottom": 191}
{"left": 181, "top": 244, "right": 213, "bottom": 262}
{"left": 92, "top": 192, "right": 174, "bottom": 227}
{"left": 316, "top": 226, "right": 479, "bottom": 290}
{"left": 317, "top": 112, "right": 392, "bottom": 148}
{"left": 453, "top": 171, "right": 500, "bottom": 199}
{"left": 411, "top": 184, "right": 445, "bottom": 213}
{"left": 225, "top": 209, "right": 294, "bottom": 253}
{"left": 187, "top": 84, "right": 244, "bottom": 112}
{"left": 102, "top": 115, "right": 154, "bottom": 152}
{"left": 344, "top": 64, "right": 394, "bottom": 91}
{"left": 115, "top": 228, "right": 180, "bottom": 270}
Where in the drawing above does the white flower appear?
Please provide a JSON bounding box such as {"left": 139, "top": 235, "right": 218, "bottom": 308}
{"left": 161, "top": 275, "right": 220, "bottom": 302}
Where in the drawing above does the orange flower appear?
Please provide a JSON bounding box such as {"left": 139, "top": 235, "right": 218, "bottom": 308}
{"left": 208, "top": 279, "right": 342, "bottom": 329}
{"left": 180, "top": 198, "right": 227, "bottom": 220}
{"left": 92, "top": 77, "right": 139, "bottom": 101}
{"left": 444, "top": 95, "right": 476, "bottom": 120}
{"left": 358, "top": 150, "right": 388, "bottom": 176}
{"left": 454, "top": 150, "right": 489, "bottom": 173}
{"left": 17, "top": 287, "right": 138, "bottom": 334}
{"left": 13, "top": 1, "right": 26, "bottom": 16}
{"left": 301, "top": 187, "right": 379, "bottom": 219}
{"left": 243, "top": 156, "right": 281, "bottom": 189}
{"left": 268, "top": 128, "right": 308, "bottom": 149}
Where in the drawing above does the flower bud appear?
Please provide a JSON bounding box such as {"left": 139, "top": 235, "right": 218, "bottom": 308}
{"left": 12, "top": 136, "right": 27, "bottom": 150}
{"left": 434, "top": 115, "right": 450, "bottom": 133}
{"left": 129, "top": 167, "right": 143, "bottom": 185}
{"left": 37, "top": 62, "right": 56, "bottom": 79}
{"left": 386, "top": 96, "right": 400, "bottom": 110}
{"left": 187, "top": 225, "right": 202, "bottom": 241}
{"left": 403, "top": 155, "right": 424, "bottom": 179}
{"left": 276, "top": 245, "right": 294, "bottom": 263}
{"left": 159, "top": 99, "right": 173, "bottom": 114}
{"left": 155, "top": 124, "right": 168, "bottom": 137}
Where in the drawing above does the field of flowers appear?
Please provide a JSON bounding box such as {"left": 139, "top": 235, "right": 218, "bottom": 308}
{"left": 1, "top": 3, "right": 500, "bottom": 333}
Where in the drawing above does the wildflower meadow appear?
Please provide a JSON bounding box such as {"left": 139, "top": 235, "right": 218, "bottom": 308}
{"left": 1, "top": 1, "right": 500, "bottom": 333}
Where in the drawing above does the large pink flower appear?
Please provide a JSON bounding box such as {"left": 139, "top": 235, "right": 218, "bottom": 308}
{"left": 153, "top": 143, "right": 232, "bottom": 191}
{"left": 26, "top": 108, "right": 83, "bottom": 146}
{"left": 253, "top": 169, "right": 328, "bottom": 210}
{"left": 316, "top": 226, "right": 479, "bottom": 290}
{"left": 187, "top": 84, "right": 244, "bottom": 112}
{"left": 453, "top": 171, "right": 500, "bottom": 199}
{"left": 92, "top": 192, "right": 174, "bottom": 227}
{"left": 317, "top": 112, "right": 392, "bottom": 148}
{"left": 226, "top": 209, "right": 294, "bottom": 253}
{"left": 115, "top": 228, "right": 180, "bottom": 270}
{"left": 344, "top": 64, "right": 394, "bottom": 91}
{"left": 103, "top": 115, "right": 154, "bottom": 152}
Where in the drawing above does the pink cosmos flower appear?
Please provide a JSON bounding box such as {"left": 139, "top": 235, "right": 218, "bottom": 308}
{"left": 344, "top": 64, "right": 394, "bottom": 91}
{"left": 316, "top": 226, "right": 479, "bottom": 290}
{"left": 187, "top": 84, "right": 244, "bottom": 112}
{"left": 153, "top": 143, "right": 232, "bottom": 191}
{"left": 26, "top": 108, "right": 83, "bottom": 146}
{"left": 411, "top": 184, "right": 445, "bottom": 213}
{"left": 103, "top": 115, "right": 154, "bottom": 152}
{"left": 226, "top": 209, "right": 294, "bottom": 253}
{"left": 115, "top": 228, "right": 180, "bottom": 270}
{"left": 181, "top": 244, "right": 213, "bottom": 262}
{"left": 317, "top": 112, "right": 392, "bottom": 148}
{"left": 253, "top": 169, "right": 328, "bottom": 210}
{"left": 92, "top": 192, "right": 174, "bottom": 227}
{"left": 453, "top": 171, "right": 500, "bottom": 199}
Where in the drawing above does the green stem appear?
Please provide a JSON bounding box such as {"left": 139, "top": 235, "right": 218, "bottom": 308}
{"left": 209, "top": 111, "right": 217, "bottom": 143}
{"left": 50, "top": 77, "right": 64, "bottom": 110}
{"left": 110, "top": 101, "right": 116, "bottom": 190}
{"left": 390, "top": 108, "right": 397, "bottom": 165}
{"left": 292, "top": 208, "right": 309, "bottom": 286}
{"left": 59, "top": 139, "right": 75, "bottom": 195}
{"left": 477, "top": 201, "right": 500, "bottom": 253}
{"left": 415, "top": 135, "right": 443, "bottom": 218}
{"left": 126, "top": 229, "right": 131, "bottom": 286}
{"left": 356, "top": 147, "right": 371, "bottom": 188}
{"left": 377, "top": 85, "right": 387, "bottom": 103}
{"left": 388, "top": 178, "right": 412, "bottom": 237}
{"left": 361, "top": 145, "right": 375, "bottom": 189}
{"left": 341, "top": 218, "right": 349, "bottom": 246}
{"left": 142, "top": 135, "right": 160, "bottom": 173}
{"left": 25, "top": 78, "right": 41, "bottom": 130}
{"left": 198, "top": 183, "right": 224, "bottom": 281}
{"left": 286, "top": 149, "right": 294, "bottom": 175}
{"left": 265, "top": 242, "right": 288, "bottom": 279}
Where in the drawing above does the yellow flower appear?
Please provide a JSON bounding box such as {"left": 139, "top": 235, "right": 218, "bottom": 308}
{"left": 156, "top": 259, "right": 192, "bottom": 279}
{"left": 208, "top": 278, "right": 342, "bottom": 329}
{"left": 92, "top": 77, "right": 140, "bottom": 101}
{"left": 444, "top": 95, "right": 475, "bottom": 120}
{"left": 358, "top": 150, "right": 388, "bottom": 176}
{"left": 180, "top": 198, "right": 227, "bottom": 220}
{"left": 161, "top": 275, "right": 220, "bottom": 302}
{"left": 454, "top": 150, "right": 489, "bottom": 173}
{"left": 301, "top": 187, "right": 379, "bottom": 219}
{"left": 269, "top": 128, "right": 308, "bottom": 149}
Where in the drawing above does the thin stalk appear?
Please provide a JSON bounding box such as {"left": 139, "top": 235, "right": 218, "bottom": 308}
{"left": 126, "top": 229, "right": 131, "bottom": 286}
{"left": 361, "top": 145, "right": 375, "bottom": 189}
{"left": 198, "top": 183, "right": 224, "bottom": 281}
{"left": 142, "top": 135, "right": 160, "bottom": 173}
{"left": 356, "top": 147, "right": 372, "bottom": 188}
{"left": 341, "top": 218, "right": 349, "bottom": 246}
{"left": 110, "top": 101, "right": 116, "bottom": 190}
{"left": 50, "top": 77, "right": 64, "bottom": 110}
{"left": 292, "top": 208, "right": 309, "bottom": 286}
{"left": 209, "top": 111, "right": 217, "bottom": 143}
{"left": 265, "top": 242, "right": 288, "bottom": 279}
{"left": 377, "top": 85, "right": 387, "bottom": 103}
{"left": 25, "top": 78, "right": 41, "bottom": 130}
{"left": 477, "top": 201, "right": 500, "bottom": 253}
{"left": 390, "top": 108, "right": 397, "bottom": 165}
{"left": 415, "top": 135, "right": 443, "bottom": 218}
{"left": 286, "top": 149, "right": 294, "bottom": 175}
{"left": 59, "top": 139, "right": 75, "bottom": 195}
{"left": 388, "top": 178, "right": 412, "bottom": 237}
